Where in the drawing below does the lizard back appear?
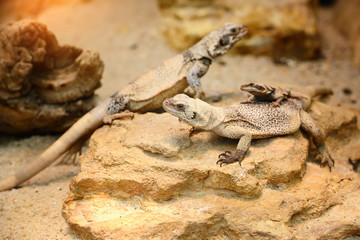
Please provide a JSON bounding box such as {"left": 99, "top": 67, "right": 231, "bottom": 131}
{"left": 222, "top": 101, "right": 302, "bottom": 138}
{"left": 118, "top": 54, "right": 190, "bottom": 111}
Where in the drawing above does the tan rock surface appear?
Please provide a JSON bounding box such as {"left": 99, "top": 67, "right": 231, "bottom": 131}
{"left": 158, "top": 0, "right": 321, "bottom": 60}
{"left": 63, "top": 96, "right": 360, "bottom": 239}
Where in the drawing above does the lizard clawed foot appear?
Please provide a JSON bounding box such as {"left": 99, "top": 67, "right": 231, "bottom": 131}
{"left": 217, "top": 150, "right": 246, "bottom": 167}
{"left": 184, "top": 86, "right": 206, "bottom": 99}
{"left": 103, "top": 110, "right": 134, "bottom": 125}
{"left": 314, "top": 145, "right": 335, "bottom": 171}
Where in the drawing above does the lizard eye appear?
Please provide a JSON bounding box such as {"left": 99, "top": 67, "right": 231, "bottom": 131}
{"left": 230, "top": 28, "right": 239, "bottom": 34}
{"left": 176, "top": 104, "right": 185, "bottom": 110}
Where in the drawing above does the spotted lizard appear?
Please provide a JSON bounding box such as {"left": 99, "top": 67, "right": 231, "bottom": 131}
{"left": 162, "top": 85, "right": 335, "bottom": 170}
{"left": 0, "top": 23, "right": 248, "bottom": 191}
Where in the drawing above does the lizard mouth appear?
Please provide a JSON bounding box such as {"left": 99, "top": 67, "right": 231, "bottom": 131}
{"left": 238, "top": 25, "right": 248, "bottom": 36}
{"left": 162, "top": 98, "right": 173, "bottom": 111}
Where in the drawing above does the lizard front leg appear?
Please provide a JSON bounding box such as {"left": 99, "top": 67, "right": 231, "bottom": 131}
{"left": 300, "top": 110, "right": 335, "bottom": 171}
{"left": 241, "top": 95, "right": 257, "bottom": 104}
{"left": 270, "top": 89, "right": 291, "bottom": 107}
{"left": 187, "top": 57, "right": 212, "bottom": 98}
{"left": 271, "top": 97, "right": 285, "bottom": 107}
{"left": 217, "top": 133, "right": 252, "bottom": 167}
{"left": 271, "top": 88, "right": 291, "bottom": 107}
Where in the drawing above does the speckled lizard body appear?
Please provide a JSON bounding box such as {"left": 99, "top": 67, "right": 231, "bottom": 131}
{"left": 0, "top": 23, "right": 248, "bottom": 191}
{"left": 163, "top": 85, "right": 335, "bottom": 170}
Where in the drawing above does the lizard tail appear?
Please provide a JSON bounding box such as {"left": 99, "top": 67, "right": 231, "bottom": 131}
{"left": 300, "top": 85, "right": 333, "bottom": 109}
{"left": 0, "top": 98, "right": 111, "bottom": 192}
{"left": 305, "top": 85, "right": 333, "bottom": 98}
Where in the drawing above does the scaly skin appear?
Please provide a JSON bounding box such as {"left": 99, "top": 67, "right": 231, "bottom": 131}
{"left": 162, "top": 85, "right": 335, "bottom": 171}
{"left": 0, "top": 23, "right": 248, "bottom": 191}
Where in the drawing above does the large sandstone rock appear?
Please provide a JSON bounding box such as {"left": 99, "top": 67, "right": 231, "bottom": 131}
{"left": 63, "top": 94, "right": 360, "bottom": 239}
{"left": 158, "top": 0, "right": 321, "bottom": 60}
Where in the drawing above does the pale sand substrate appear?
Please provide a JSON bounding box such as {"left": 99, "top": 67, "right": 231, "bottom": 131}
{"left": 0, "top": 0, "right": 359, "bottom": 239}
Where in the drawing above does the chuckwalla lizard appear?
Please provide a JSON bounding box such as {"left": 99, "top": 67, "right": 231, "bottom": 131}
{"left": 162, "top": 85, "right": 335, "bottom": 170}
{"left": 0, "top": 23, "right": 248, "bottom": 191}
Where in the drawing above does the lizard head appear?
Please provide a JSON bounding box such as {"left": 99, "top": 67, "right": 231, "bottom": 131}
{"left": 163, "top": 94, "right": 215, "bottom": 129}
{"left": 206, "top": 23, "right": 248, "bottom": 58}
{"left": 240, "top": 82, "right": 274, "bottom": 96}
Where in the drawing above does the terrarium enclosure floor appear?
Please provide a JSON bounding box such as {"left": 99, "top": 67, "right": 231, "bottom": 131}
{"left": 0, "top": 0, "right": 360, "bottom": 239}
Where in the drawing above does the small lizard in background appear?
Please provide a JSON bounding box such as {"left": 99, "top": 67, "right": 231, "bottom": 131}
{"left": 163, "top": 85, "right": 335, "bottom": 170}
{"left": 240, "top": 82, "right": 308, "bottom": 107}
{"left": 0, "top": 23, "right": 248, "bottom": 191}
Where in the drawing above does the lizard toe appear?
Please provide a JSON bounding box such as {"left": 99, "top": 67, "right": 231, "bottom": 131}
{"left": 217, "top": 150, "right": 246, "bottom": 167}
{"left": 314, "top": 146, "right": 335, "bottom": 172}
{"left": 218, "top": 151, "right": 232, "bottom": 158}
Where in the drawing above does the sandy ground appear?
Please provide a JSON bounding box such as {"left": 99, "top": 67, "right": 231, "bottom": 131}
{"left": 0, "top": 0, "right": 359, "bottom": 239}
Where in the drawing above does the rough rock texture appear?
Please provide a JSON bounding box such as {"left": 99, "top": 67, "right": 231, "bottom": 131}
{"left": 63, "top": 94, "right": 360, "bottom": 239}
{"left": 333, "top": 0, "right": 360, "bottom": 68}
{"left": 0, "top": 20, "right": 104, "bottom": 134}
{"left": 158, "top": 0, "right": 321, "bottom": 60}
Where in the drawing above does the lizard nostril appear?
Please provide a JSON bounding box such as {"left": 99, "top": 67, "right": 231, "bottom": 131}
{"left": 240, "top": 25, "right": 248, "bottom": 34}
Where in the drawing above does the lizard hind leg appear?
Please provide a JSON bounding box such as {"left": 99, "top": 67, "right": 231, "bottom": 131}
{"left": 103, "top": 94, "right": 133, "bottom": 124}
{"left": 107, "top": 93, "right": 130, "bottom": 114}
{"left": 299, "top": 110, "right": 335, "bottom": 171}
